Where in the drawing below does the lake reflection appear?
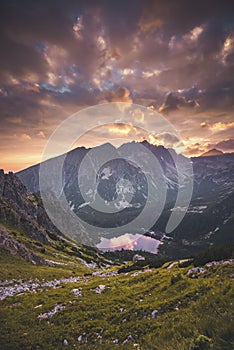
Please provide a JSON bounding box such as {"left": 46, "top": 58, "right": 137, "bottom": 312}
{"left": 96, "top": 233, "right": 161, "bottom": 254}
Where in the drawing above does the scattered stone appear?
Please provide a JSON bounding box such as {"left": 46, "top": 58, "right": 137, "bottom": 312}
{"left": 80, "top": 260, "right": 98, "bottom": 269}
{"left": 205, "top": 259, "right": 234, "bottom": 267}
{"left": 187, "top": 267, "right": 206, "bottom": 277}
{"left": 151, "top": 309, "right": 158, "bottom": 318}
{"left": 131, "top": 269, "right": 152, "bottom": 277}
{"left": 0, "top": 276, "right": 84, "bottom": 300}
{"left": 133, "top": 254, "right": 145, "bottom": 262}
{"left": 44, "top": 259, "right": 66, "bottom": 266}
{"left": 37, "top": 304, "right": 65, "bottom": 319}
{"left": 94, "top": 285, "right": 106, "bottom": 294}
{"left": 92, "top": 271, "right": 117, "bottom": 277}
{"left": 123, "top": 335, "right": 134, "bottom": 344}
{"left": 71, "top": 288, "right": 82, "bottom": 297}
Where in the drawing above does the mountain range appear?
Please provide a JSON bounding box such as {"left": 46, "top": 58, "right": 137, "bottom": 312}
{"left": 16, "top": 141, "right": 234, "bottom": 258}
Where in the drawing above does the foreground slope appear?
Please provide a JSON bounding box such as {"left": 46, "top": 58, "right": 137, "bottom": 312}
{"left": 0, "top": 169, "right": 111, "bottom": 269}
{"left": 0, "top": 252, "right": 233, "bottom": 349}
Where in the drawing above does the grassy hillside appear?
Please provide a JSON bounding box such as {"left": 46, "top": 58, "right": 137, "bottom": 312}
{"left": 0, "top": 168, "right": 233, "bottom": 349}
{"left": 0, "top": 221, "right": 113, "bottom": 279}
{"left": 0, "top": 247, "right": 233, "bottom": 349}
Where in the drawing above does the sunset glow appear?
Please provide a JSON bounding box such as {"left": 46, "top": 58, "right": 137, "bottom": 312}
{"left": 0, "top": 1, "right": 234, "bottom": 171}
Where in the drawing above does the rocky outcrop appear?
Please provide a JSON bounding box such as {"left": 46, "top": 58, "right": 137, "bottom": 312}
{"left": 0, "top": 170, "right": 112, "bottom": 266}
{"left": 0, "top": 170, "right": 62, "bottom": 263}
{"left": 0, "top": 225, "right": 46, "bottom": 264}
{"left": 0, "top": 170, "right": 59, "bottom": 245}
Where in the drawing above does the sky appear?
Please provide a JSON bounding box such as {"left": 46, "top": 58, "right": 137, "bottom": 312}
{"left": 0, "top": 0, "right": 234, "bottom": 171}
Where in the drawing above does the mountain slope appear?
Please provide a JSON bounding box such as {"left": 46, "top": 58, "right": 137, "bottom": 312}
{"left": 0, "top": 251, "right": 233, "bottom": 349}
{"left": 0, "top": 170, "right": 111, "bottom": 268}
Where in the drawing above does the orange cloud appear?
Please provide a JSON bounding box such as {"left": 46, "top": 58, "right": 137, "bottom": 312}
{"left": 37, "top": 131, "right": 46, "bottom": 138}
{"left": 200, "top": 122, "right": 207, "bottom": 128}
{"left": 20, "top": 133, "right": 32, "bottom": 141}
{"left": 140, "top": 132, "right": 180, "bottom": 149}
{"left": 104, "top": 87, "right": 132, "bottom": 103}
{"left": 210, "top": 121, "right": 234, "bottom": 131}
{"left": 108, "top": 123, "right": 137, "bottom": 136}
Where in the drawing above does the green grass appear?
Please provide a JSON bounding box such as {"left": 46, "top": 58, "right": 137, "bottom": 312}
{"left": 0, "top": 221, "right": 111, "bottom": 281}
{"left": 0, "top": 249, "right": 90, "bottom": 280}
{"left": 0, "top": 252, "right": 233, "bottom": 349}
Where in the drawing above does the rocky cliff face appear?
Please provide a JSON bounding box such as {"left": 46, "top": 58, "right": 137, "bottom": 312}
{"left": 0, "top": 225, "right": 46, "bottom": 265}
{"left": 0, "top": 170, "right": 112, "bottom": 266}
{"left": 0, "top": 169, "right": 58, "bottom": 244}
{"left": 16, "top": 142, "right": 189, "bottom": 235}
{"left": 0, "top": 170, "right": 59, "bottom": 263}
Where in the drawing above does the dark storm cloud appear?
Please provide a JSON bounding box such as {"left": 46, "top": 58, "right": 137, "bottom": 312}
{"left": 159, "top": 92, "right": 199, "bottom": 113}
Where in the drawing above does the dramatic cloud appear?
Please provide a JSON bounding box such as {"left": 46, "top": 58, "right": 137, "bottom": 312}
{"left": 140, "top": 132, "right": 180, "bottom": 149}
{"left": 0, "top": 0, "right": 234, "bottom": 170}
{"left": 159, "top": 92, "right": 199, "bottom": 113}
{"left": 108, "top": 123, "right": 136, "bottom": 136}
{"left": 210, "top": 122, "right": 234, "bottom": 132}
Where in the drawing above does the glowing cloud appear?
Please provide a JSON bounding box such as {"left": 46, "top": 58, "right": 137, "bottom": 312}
{"left": 108, "top": 123, "right": 137, "bottom": 136}
{"left": 210, "top": 121, "right": 234, "bottom": 132}
{"left": 20, "top": 133, "right": 32, "bottom": 141}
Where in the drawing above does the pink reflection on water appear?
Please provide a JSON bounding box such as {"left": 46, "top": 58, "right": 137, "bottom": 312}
{"left": 97, "top": 233, "right": 161, "bottom": 254}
